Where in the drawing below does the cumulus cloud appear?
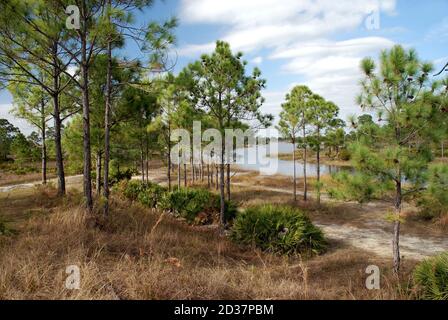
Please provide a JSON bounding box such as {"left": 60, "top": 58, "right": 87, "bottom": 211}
{"left": 178, "top": 0, "right": 398, "bottom": 121}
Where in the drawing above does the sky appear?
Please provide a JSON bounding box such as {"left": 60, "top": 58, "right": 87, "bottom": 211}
{"left": 1, "top": 0, "right": 448, "bottom": 134}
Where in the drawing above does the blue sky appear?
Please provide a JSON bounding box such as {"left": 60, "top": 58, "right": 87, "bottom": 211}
{"left": 2, "top": 0, "right": 448, "bottom": 134}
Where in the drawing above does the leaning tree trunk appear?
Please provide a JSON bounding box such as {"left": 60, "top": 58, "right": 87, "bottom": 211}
{"left": 393, "top": 179, "right": 402, "bottom": 274}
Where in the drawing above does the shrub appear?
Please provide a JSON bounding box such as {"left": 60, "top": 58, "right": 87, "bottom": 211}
{"left": 119, "top": 180, "right": 148, "bottom": 201}
{"left": 137, "top": 184, "right": 168, "bottom": 208}
{"left": 110, "top": 168, "right": 137, "bottom": 186}
{"left": 0, "top": 218, "right": 14, "bottom": 236}
{"left": 160, "top": 188, "right": 236, "bottom": 225}
{"left": 338, "top": 148, "right": 351, "bottom": 161}
{"left": 414, "top": 252, "right": 448, "bottom": 300}
{"left": 328, "top": 171, "right": 393, "bottom": 204}
{"left": 417, "top": 164, "right": 448, "bottom": 220}
{"left": 230, "top": 205, "right": 326, "bottom": 255}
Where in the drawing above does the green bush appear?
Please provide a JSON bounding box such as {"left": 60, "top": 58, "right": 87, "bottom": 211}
{"left": 417, "top": 164, "right": 448, "bottom": 220}
{"left": 120, "top": 180, "right": 148, "bottom": 201}
{"left": 0, "top": 218, "right": 14, "bottom": 236}
{"left": 110, "top": 168, "right": 137, "bottom": 186}
{"left": 414, "top": 252, "right": 448, "bottom": 300}
{"left": 230, "top": 205, "right": 326, "bottom": 255}
{"left": 160, "top": 188, "right": 237, "bottom": 225}
{"left": 137, "top": 183, "right": 168, "bottom": 208}
{"left": 338, "top": 148, "right": 351, "bottom": 161}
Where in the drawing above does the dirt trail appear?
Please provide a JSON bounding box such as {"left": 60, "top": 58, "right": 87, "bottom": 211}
{"left": 0, "top": 175, "right": 83, "bottom": 193}
{"left": 2, "top": 172, "right": 447, "bottom": 260}
{"left": 232, "top": 181, "right": 448, "bottom": 260}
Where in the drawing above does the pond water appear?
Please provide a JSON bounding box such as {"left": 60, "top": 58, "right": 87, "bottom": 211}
{"left": 235, "top": 141, "right": 350, "bottom": 177}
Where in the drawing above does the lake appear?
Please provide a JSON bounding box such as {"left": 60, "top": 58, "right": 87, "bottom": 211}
{"left": 235, "top": 141, "right": 349, "bottom": 177}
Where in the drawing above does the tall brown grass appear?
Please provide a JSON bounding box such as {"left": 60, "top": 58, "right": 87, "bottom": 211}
{"left": 0, "top": 188, "right": 416, "bottom": 300}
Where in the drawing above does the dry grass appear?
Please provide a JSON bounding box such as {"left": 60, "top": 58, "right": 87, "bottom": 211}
{"left": 0, "top": 186, "right": 417, "bottom": 300}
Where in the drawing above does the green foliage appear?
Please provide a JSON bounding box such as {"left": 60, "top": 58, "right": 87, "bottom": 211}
{"left": 118, "top": 180, "right": 236, "bottom": 225}
{"left": 277, "top": 85, "right": 313, "bottom": 142}
{"left": 417, "top": 164, "right": 448, "bottom": 219}
{"left": 329, "top": 171, "right": 393, "bottom": 204}
{"left": 119, "top": 180, "right": 148, "bottom": 201}
{"left": 230, "top": 205, "right": 326, "bottom": 255}
{"left": 160, "top": 188, "right": 237, "bottom": 224}
{"left": 138, "top": 183, "right": 168, "bottom": 208}
{"left": 414, "top": 252, "right": 448, "bottom": 300}
{"left": 0, "top": 217, "right": 14, "bottom": 236}
{"left": 10, "top": 133, "right": 40, "bottom": 164}
{"left": 338, "top": 148, "right": 351, "bottom": 161}
{"left": 0, "top": 118, "right": 20, "bottom": 161}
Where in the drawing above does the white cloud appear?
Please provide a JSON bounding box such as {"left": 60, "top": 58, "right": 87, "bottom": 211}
{"left": 0, "top": 104, "right": 35, "bottom": 135}
{"left": 179, "top": 0, "right": 396, "bottom": 55}
{"left": 272, "top": 37, "right": 394, "bottom": 122}
{"left": 250, "top": 56, "right": 263, "bottom": 65}
{"left": 178, "top": 0, "right": 398, "bottom": 121}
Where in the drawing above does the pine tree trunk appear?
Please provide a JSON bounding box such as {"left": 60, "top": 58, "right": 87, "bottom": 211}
{"left": 226, "top": 163, "right": 231, "bottom": 201}
{"left": 215, "top": 165, "right": 219, "bottom": 190}
{"left": 210, "top": 163, "right": 214, "bottom": 185}
{"left": 167, "top": 124, "right": 171, "bottom": 191}
{"left": 184, "top": 163, "right": 187, "bottom": 187}
{"left": 81, "top": 25, "right": 93, "bottom": 211}
{"left": 177, "top": 156, "right": 181, "bottom": 190}
{"left": 103, "top": 22, "right": 112, "bottom": 215}
{"left": 303, "top": 125, "right": 307, "bottom": 201}
{"left": 52, "top": 95, "right": 65, "bottom": 196}
{"left": 316, "top": 127, "right": 321, "bottom": 205}
{"left": 41, "top": 103, "right": 47, "bottom": 185}
{"left": 167, "top": 151, "right": 171, "bottom": 191}
{"left": 96, "top": 150, "right": 102, "bottom": 195}
{"left": 393, "top": 180, "right": 402, "bottom": 274}
{"left": 145, "top": 133, "right": 149, "bottom": 183}
{"left": 140, "top": 142, "right": 145, "bottom": 182}
{"left": 207, "top": 164, "right": 210, "bottom": 188}
{"left": 219, "top": 162, "right": 225, "bottom": 226}
{"left": 51, "top": 42, "right": 65, "bottom": 196}
{"left": 191, "top": 157, "right": 195, "bottom": 184}
{"left": 292, "top": 138, "right": 297, "bottom": 202}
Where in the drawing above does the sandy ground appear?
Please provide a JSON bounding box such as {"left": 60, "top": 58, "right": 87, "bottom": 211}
{"left": 2, "top": 169, "right": 447, "bottom": 261}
